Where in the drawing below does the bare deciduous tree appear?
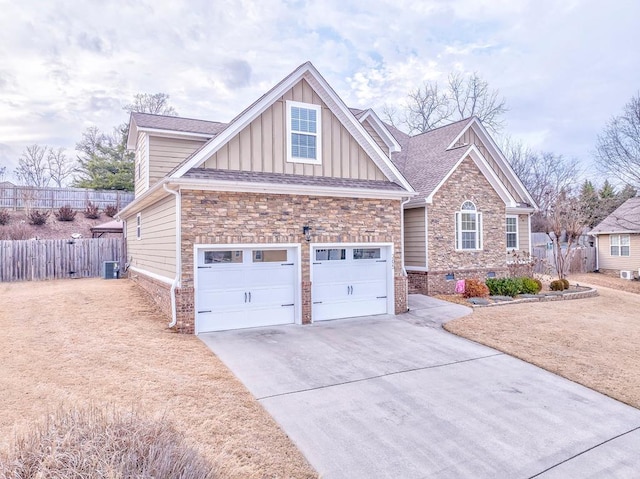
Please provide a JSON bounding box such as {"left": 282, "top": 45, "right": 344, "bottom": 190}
{"left": 47, "top": 147, "right": 76, "bottom": 187}
{"left": 544, "top": 193, "right": 587, "bottom": 280}
{"left": 15, "top": 144, "right": 50, "bottom": 187}
{"left": 124, "top": 93, "right": 178, "bottom": 116}
{"left": 447, "top": 72, "right": 507, "bottom": 133}
{"left": 386, "top": 72, "right": 507, "bottom": 135}
{"left": 595, "top": 93, "right": 640, "bottom": 188}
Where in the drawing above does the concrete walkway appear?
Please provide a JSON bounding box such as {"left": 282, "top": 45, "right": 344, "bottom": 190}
{"left": 200, "top": 295, "right": 640, "bottom": 478}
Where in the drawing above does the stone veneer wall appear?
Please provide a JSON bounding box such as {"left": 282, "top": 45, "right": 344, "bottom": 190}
{"left": 175, "top": 190, "right": 407, "bottom": 333}
{"left": 411, "top": 156, "right": 509, "bottom": 295}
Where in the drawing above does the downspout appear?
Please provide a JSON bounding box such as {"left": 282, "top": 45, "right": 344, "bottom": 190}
{"left": 400, "top": 198, "right": 411, "bottom": 276}
{"left": 163, "top": 183, "right": 181, "bottom": 328}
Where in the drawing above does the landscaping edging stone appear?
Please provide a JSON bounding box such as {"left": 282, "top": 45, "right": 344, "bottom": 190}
{"left": 469, "top": 286, "right": 598, "bottom": 308}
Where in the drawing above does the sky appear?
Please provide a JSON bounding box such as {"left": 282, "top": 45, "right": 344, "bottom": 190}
{"left": 1, "top": 0, "right": 638, "bottom": 185}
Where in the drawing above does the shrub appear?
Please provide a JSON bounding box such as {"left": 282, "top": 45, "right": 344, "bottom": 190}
{"left": 0, "top": 223, "right": 31, "bottom": 240}
{"left": 84, "top": 201, "right": 100, "bottom": 219}
{"left": 561, "top": 278, "right": 570, "bottom": 289}
{"left": 54, "top": 204, "right": 77, "bottom": 222}
{"left": 27, "top": 210, "right": 50, "bottom": 226}
{"left": 550, "top": 279, "right": 566, "bottom": 291}
{"left": 520, "top": 277, "right": 542, "bottom": 294}
{"left": 0, "top": 405, "right": 215, "bottom": 479}
{"left": 463, "top": 279, "right": 490, "bottom": 298}
{"left": 0, "top": 209, "right": 9, "bottom": 225}
{"left": 485, "top": 277, "right": 521, "bottom": 297}
{"left": 104, "top": 204, "right": 118, "bottom": 217}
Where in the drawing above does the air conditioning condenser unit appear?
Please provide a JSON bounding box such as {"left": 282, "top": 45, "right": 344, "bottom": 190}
{"left": 620, "top": 270, "right": 633, "bottom": 280}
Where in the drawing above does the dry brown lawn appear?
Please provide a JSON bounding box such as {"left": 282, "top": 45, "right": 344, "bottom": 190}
{"left": 445, "top": 276, "right": 640, "bottom": 409}
{"left": 0, "top": 278, "right": 316, "bottom": 478}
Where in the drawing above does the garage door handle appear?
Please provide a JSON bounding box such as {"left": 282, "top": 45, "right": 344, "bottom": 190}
{"left": 198, "top": 310, "right": 212, "bottom": 314}
{"left": 376, "top": 296, "right": 387, "bottom": 299}
{"left": 244, "top": 292, "right": 247, "bottom": 303}
{"left": 197, "top": 266, "right": 212, "bottom": 269}
{"left": 248, "top": 292, "right": 252, "bottom": 302}
{"left": 376, "top": 260, "right": 387, "bottom": 263}
{"left": 281, "top": 303, "right": 294, "bottom": 307}
{"left": 281, "top": 263, "right": 294, "bottom": 266}
{"left": 313, "top": 301, "right": 322, "bottom": 304}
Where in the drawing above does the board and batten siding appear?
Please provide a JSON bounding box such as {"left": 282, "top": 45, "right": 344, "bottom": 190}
{"left": 134, "top": 131, "right": 148, "bottom": 197}
{"left": 362, "top": 119, "right": 389, "bottom": 155}
{"left": 202, "top": 78, "right": 386, "bottom": 181}
{"left": 453, "top": 127, "right": 526, "bottom": 205}
{"left": 597, "top": 233, "right": 640, "bottom": 272}
{"left": 126, "top": 195, "right": 177, "bottom": 279}
{"left": 149, "top": 136, "right": 208, "bottom": 185}
{"left": 404, "top": 207, "right": 426, "bottom": 268}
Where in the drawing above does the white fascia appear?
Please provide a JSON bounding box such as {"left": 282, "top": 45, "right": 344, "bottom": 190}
{"left": 175, "top": 177, "right": 415, "bottom": 200}
{"left": 358, "top": 109, "right": 402, "bottom": 153}
{"left": 425, "top": 145, "right": 517, "bottom": 208}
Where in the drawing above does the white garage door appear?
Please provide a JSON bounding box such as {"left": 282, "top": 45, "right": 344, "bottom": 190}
{"left": 312, "top": 245, "right": 390, "bottom": 321}
{"left": 196, "top": 247, "right": 297, "bottom": 333}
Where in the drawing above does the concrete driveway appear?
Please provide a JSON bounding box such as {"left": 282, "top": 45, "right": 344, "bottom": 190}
{"left": 200, "top": 296, "right": 640, "bottom": 478}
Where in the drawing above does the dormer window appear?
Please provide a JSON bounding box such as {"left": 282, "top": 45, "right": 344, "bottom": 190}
{"left": 286, "top": 101, "right": 322, "bottom": 164}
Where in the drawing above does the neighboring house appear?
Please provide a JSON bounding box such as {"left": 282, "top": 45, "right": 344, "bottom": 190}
{"left": 118, "top": 62, "right": 415, "bottom": 334}
{"left": 388, "top": 118, "right": 538, "bottom": 294}
{"left": 590, "top": 196, "right": 640, "bottom": 278}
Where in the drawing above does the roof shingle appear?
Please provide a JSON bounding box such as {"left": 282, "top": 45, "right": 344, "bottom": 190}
{"left": 131, "top": 112, "right": 227, "bottom": 136}
{"left": 591, "top": 196, "right": 640, "bottom": 234}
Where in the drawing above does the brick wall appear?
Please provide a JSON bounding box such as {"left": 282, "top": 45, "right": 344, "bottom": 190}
{"left": 177, "top": 190, "right": 406, "bottom": 332}
{"left": 128, "top": 271, "right": 172, "bottom": 320}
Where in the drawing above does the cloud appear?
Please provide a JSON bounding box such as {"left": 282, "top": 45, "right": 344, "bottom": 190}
{"left": 221, "top": 60, "right": 252, "bottom": 89}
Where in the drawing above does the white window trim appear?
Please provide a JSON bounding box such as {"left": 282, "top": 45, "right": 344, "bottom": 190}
{"left": 610, "top": 234, "right": 630, "bottom": 257}
{"left": 506, "top": 215, "right": 519, "bottom": 251}
{"left": 136, "top": 213, "right": 141, "bottom": 240}
{"left": 286, "top": 100, "right": 322, "bottom": 165}
{"left": 455, "top": 201, "right": 483, "bottom": 251}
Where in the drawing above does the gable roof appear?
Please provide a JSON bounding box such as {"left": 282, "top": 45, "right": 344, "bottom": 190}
{"left": 127, "top": 112, "right": 227, "bottom": 149}
{"left": 590, "top": 196, "right": 640, "bottom": 234}
{"left": 169, "top": 62, "right": 414, "bottom": 193}
{"left": 390, "top": 117, "right": 536, "bottom": 209}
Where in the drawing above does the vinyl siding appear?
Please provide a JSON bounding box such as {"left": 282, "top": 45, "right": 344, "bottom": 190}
{"left": 126, "top": 195, "right": 176, "bottom": 279}
{"left": 149, "top": 136, "right": 208, "bottom": 185}
{"left": 362, "top": 119, "right": 388, "bottom": 154}
{"left": 404, "top": 207, "right": 426, "bottom": 267}
{"left": 506, "top": 214, "right": 530, "bottom": 261}
{"left": 134, "top": 132, "right": 148, "bottom": 197}
{"left": 202, "top": 78, "right": 386, "bottom": 181}
{"left": 598, "top": 233, "right": 640, "bottom": 271}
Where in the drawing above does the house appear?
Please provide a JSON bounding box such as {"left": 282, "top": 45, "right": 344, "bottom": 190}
{"left": 590, "top": 196, "right": 640, "bottom": 279}
{"left": 118, "top": 62, "right": 416, "bottom": 334}
{"left": 388, "top": 118, "right": 538, "bottom": 294}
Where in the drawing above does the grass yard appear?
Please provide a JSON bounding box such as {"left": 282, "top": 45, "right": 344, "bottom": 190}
{"left": 0, "top": 278, "right": 316, "bottom": 478}
{"left": 445, "top": 275, "right": 640, "bottom": 409}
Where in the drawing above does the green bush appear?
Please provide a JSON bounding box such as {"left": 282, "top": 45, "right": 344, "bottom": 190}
{"left": 486, "top": 277, "right": 521, "bottom": 297}
{"left": 0, "top": 405, "right": 215, "bottom": 479}
{"left": 550, "top": 279, "right": 566, "bottom": 291}
{"left": 463, "top": 279, "right": 490, "bottom": 298}
{"left": 520, "top": 277, "right": 542, "bottom": 294}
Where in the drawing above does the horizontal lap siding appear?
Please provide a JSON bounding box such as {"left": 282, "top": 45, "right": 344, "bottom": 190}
{"left": 127, "top": 195, "right": 176, "bottom": 279}
{"left": 598, "top": 234, "right": 640, "bottom": 271}
{"left": 203, "top": 78, "right": 386, "bottom": 181}
{"left": 135, "top": 132, "right": 148, "bottom": 196}
{"left": 404, "top": 207, "right": 426, "bottom": 267}
{"left": 149, "top": 137, "right": 207, "bottom": 185}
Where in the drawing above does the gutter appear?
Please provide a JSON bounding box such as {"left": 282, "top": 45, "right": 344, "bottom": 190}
{"left": 400, "top": 197, "right": 411, "bottom": 276}
{"left": 163, "top": 183, "right": 181, "bottom": 329}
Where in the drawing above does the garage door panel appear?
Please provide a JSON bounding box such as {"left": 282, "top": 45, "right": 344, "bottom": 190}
{"left": 196, "top": 247, "right": 297, "bottom": 333}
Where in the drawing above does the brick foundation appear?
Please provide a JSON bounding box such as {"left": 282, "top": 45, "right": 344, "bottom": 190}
{"left": 408, "top": 268, "right": 508, "bottom": 295}
{"left": 128, "top": 270, "right": 173, "bottom": 320}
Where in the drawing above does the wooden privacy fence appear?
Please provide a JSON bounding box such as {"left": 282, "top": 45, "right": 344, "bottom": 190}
{"left": 533, "top": 245, "right": 597, "bottom": 275}
{"left": 0, "top": 238, "right": 125, "bottom": 282}
{"left": 0, "top": 185, "right": 134, "bottom": 211}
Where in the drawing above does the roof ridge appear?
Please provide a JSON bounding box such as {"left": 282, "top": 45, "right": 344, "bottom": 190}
{"left": 409, "top": 117, "right": 474, "bottom": 138}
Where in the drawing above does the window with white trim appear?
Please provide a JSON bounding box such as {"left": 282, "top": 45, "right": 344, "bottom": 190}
{"left": 136, "top": 213, "right": 141, "bottom": 240}
{"left": 610, "top": 234, "right": 630, "bottom": 256}
{"left": 506, "top": 216, "right": 518, "bottom": 250}
{"left": 286, "top": 101, "right": 322, "bottom": 164}
{"left": 455, "top": 201, "right": 482, "bottom": 250}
